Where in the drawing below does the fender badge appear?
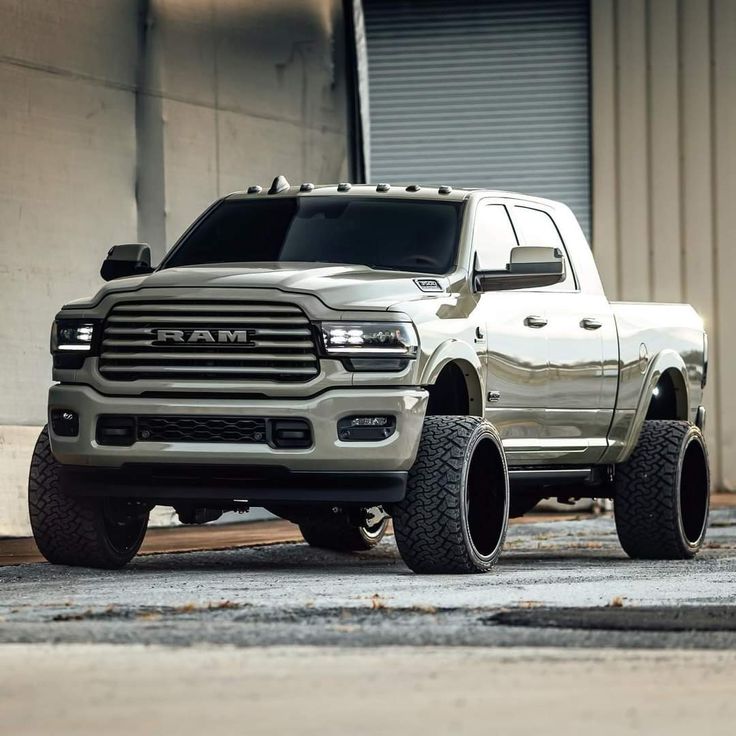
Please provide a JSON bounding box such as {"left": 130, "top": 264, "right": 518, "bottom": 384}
{"left": 414, "top": 278, "right": 443, "bottom": 292}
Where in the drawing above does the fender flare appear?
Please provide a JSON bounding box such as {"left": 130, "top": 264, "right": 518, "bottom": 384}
{"left": 616, "top": 349, "right": 690, "bottom": 462}
{"left": 420, "top": 340, "right": 484, "bottom": 416}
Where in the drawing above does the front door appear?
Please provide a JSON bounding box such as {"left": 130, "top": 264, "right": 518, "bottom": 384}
{"left": 473, "top": 200, "right": 550, "bottom": 463}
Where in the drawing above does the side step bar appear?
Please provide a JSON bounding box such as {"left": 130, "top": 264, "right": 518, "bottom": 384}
{"left": 509, "top": 468, "right": 596, "bottom": 484}
{"left": 508, "top": 466, "right": 612, "bottom": 499}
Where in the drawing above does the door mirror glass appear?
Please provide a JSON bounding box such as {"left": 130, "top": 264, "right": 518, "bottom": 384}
{"left": 474, "top": 246, "right": 565, "bottom": 292}
{"left": 100, "top": 243, "right": 153, "bottom": 281}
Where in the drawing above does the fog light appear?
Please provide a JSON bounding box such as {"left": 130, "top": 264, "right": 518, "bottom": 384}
{"left": 337, "top": 416, "right": 396, "bottom": 442}
{"left": 269, "top": 419, "right": 312, "bottom": 449}
{"left": 96, "top": 416, "right": 136, "bottom": 446}
{"left": 50, "top": 409, "right": 79, "bottom": 437}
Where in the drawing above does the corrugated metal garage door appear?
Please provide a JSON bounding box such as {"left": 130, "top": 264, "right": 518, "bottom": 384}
{"left": 363, "top": 0, "right": 591, "bottom": 237}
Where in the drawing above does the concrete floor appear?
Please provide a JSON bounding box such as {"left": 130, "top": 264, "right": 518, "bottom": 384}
{"left": 1, "top": 509, "right": 735, "bottom": 733}
{"left": 1, "top": 645, "right": 735, "bottom": 736}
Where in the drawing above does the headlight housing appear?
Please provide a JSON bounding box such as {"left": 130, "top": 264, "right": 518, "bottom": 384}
{"left": 320, "top": 322, "right": 419, "bottom": 357}
{"left": 51, "top": 319, "right": 100, "bottom": 368}
{"left": 51, "top": 320, "right": 97, "bottom": 352}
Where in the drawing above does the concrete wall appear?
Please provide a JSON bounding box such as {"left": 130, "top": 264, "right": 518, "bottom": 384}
{"left": 591, "top": 0, "right": 736, "bottom": 490}
{"left": 139, "top": 0, "right": 350, "bottom": 256}
{"left": 0, "top": 0, "right": 351, "bottom": 535}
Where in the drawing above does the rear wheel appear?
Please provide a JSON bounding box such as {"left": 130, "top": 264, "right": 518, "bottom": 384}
{"left": 392, "top": 416, "right": 509, "bottom": 574}
{"left": 614, "top": 420, "right": 710, "bottom": 559}
{"left": 298, "top": 509, "right": 388, "bottom": 552}
{"left": 28, "top": 427, "right": 149, "bottom": 569}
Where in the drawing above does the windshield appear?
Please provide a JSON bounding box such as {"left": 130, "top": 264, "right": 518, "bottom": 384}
{"left": 162, "top": 196, "right": 463, "bottom": 274}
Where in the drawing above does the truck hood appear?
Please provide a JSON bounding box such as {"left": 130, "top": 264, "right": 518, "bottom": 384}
{"left": 68, "top": 263, "right": 451, "bottom": 312}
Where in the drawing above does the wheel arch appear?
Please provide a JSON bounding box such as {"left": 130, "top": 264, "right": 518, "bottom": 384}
{"left": 646, "top": 365, "right": 689, "bottom": 421}
{"left": 618, "top": 349, "right": 691, "bottom": 462}
{"left": 421, "top": 341, "right": 484, "bottom": 417}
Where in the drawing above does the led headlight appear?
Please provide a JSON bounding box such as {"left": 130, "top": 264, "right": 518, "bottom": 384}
{"left": 50, "top": 319, "right": 98, "bottom": 353}
{"left": 320, "top": 322, "right": 418, "bottom": 356}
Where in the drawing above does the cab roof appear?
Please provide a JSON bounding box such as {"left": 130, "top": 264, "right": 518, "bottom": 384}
{"left": 223, "top": 178, "right": 561, "bottom": 208}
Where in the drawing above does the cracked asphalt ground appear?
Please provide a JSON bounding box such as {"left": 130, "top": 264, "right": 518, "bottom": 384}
{"left": 1, "top": 509, "right": 736, "bottom": 647}
{"left": 2, "top": 508, "right": 736, "bottom": 734}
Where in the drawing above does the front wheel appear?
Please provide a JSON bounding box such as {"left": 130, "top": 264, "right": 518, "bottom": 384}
{"left": 28, "top": 428, "right": 149, "bottom": 568}
{"left": 392, "top": 416, "right": 509, "bottom": 574}
{"left": 614, "top": 420, "right": 710, "bottom": 559}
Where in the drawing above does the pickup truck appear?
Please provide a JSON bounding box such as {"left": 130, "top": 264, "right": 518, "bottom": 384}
{"left": 30, "top": 177, "right": 710, "bottom": 573}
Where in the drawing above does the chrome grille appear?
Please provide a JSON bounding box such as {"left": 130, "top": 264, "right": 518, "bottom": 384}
{"left": 99, "top": 301, "right": 319, "bottom": 382}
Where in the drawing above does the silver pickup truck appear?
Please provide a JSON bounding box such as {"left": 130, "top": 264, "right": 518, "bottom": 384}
{"left": 31, "top": 177, "right": 710, "bottom": 574}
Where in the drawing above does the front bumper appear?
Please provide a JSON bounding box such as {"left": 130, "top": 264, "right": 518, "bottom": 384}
{"left": 48, "top": 384, "right": 428, "bottom": 473}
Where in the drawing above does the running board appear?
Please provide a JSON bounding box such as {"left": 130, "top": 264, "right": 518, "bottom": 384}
{"left": 508, "top": 466, "right": 613, "bottom": 498}
{"left": 509, "top": 467, "right": 595, "bottom": 484}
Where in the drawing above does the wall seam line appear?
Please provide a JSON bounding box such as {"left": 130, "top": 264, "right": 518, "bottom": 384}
{"left": 613, "top": 0, "right": 622, "bottom": 299}
{"left": 645, "top": 0, "right": 654, "bottom": 301}
{"left": 708, "top": 0, "right": 723, "bottom": 487}
{"left": 212, "top": 0, "right": 221, "bottom": 198}
{"left": 0, "top": 55, "right": 344, "bottom": 135}
{"left": 676, "top": 0, "right": 687, "bottom": 303}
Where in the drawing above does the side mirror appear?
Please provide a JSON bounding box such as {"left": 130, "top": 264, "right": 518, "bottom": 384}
{"left": 100, "top": 243, "right": 153, "bottom": 281}
{"left": 474, "top": 246, "right": 565, "bottom": 292}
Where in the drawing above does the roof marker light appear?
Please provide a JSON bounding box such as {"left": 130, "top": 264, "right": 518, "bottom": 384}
{"left": 438, "top": 185, "right": 453, "bottom": 194}
{"left": 300, "top": 182, "right": 315, "bottom": 192}
{"left": 247, "top": 185, "right": 262, "bottom": 194}
{"left": 268, "top": 175, "right": 290, "bottom": 194}
{"left": 376, "top": 183, "right": 391, "bottom": 192}
{"left": 406, "top": 184, "right": 421, "bottom": 192}
{"left": 337, "top": 182, "right": 352, "bottom": 192}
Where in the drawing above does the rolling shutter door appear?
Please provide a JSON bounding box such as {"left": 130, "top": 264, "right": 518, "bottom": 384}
{"left": 363, "top": 0, "right": 591, "bottom": 237}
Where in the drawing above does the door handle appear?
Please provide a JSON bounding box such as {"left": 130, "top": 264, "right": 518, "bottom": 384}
{"left": 524, "top": 315, "right": 548, "bottom": 329}
{"left": 580, "top": 318, "right": 602, "bottom": 330}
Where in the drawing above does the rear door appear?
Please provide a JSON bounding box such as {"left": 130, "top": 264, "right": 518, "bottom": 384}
{"left": 509, "top": 204, "right": 618, "bottom": 463}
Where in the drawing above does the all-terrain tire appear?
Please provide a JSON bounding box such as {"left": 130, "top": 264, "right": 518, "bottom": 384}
{"left": 392, "top": 416, "right": 509, "bottom": 574}
{"left": 299, "top": 513, "right": 388, "bottom": 551}
{"left": 28, "top": 427, "right": 149, "bottom": 568}
{"left": 614, "top": 420, "right": 710, "bottom": 559}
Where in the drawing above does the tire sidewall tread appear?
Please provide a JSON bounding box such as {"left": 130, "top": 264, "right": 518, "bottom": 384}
{"left": 392, "top": 415, "right": 509, "bottom": 574}
{"left": 28, "top": 427, "right": 148, "bottom": 569}
{"left": 614, "top": 419, "right": 710, "bottom": 560}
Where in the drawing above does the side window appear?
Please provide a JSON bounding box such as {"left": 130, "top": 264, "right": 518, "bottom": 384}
{"left": 473, "top": 204, "right": 518, "bottom": 271}
{"left": 514, "top": 207, "right": 564, "bottom": 248}
{"left": 513, "top": 206, "right": 576, "bottom": 291}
